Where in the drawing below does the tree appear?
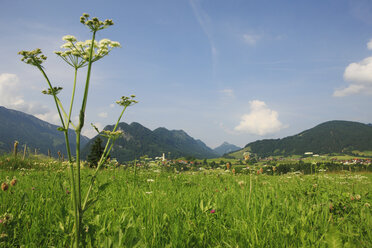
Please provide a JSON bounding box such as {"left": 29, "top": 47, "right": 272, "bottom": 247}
{"left": 87, "top": 137, "right": 104, "bottom": 168}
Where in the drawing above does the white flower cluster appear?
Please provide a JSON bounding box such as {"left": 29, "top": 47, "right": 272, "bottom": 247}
{"left": 100, "top": 129, "right": 124, "bottom": 140}
{"left": 55, "top": 35, "right": 121, "bottom": 68}
{"left": 115, "top": 95, "right": 138, "bottom": 107}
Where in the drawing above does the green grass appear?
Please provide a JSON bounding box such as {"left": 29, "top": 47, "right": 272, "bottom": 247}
{"left": 0, "top": 157, "right": 371, "bottom": 247}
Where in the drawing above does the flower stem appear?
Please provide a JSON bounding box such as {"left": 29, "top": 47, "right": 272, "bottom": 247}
{"left": 82, "top": 106, "right": 126, "bottom": 211}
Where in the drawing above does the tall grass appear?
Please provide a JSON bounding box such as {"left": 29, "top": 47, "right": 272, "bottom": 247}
{"left": 1, "top": 159, "right": 371, "bottom": 247}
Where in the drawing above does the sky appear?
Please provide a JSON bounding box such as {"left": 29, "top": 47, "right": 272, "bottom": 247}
{"left": 1, "top": 0, "right": 372, "bottom": 148}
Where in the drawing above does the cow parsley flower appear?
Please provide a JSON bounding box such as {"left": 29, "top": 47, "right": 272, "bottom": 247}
{"left": 18, "top": 49, "right": 47, "bottom": 67}
{"left": 116, "top": 95, "right": 138, "bottom": 107}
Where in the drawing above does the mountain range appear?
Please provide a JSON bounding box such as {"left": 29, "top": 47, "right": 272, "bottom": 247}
{"left": 2, "top": 106, "right": 372, "bottom": 161}
{"left": 81, "top": 122, "right": 220, "bottom": 161}
{"left": 0, "top": 106, "right": 89, "bottom": 157}
{"left": 229, "top": 120, "right": 372, "bottom": 158}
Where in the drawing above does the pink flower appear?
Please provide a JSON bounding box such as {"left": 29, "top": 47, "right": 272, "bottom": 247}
{"left": 210, "top": 209, "right": 215, "bottom": 214}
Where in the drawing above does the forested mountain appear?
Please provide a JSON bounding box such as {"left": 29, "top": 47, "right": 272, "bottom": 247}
{"left": 0, "top": 106, "right": 89, "bottom": 157}
{"left": 213, "top": 142, "right": 241, "bottom": 156}
{"left": 82, "top": 122, "right": 219, "bottom": 162}
{"left": 230, "top": 120, "right": 372, "bottom": 158}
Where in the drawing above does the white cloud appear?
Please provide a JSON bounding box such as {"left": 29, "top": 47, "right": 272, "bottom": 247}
{"left": 367, "top": 39, "right": 372, "bottom": 50}
{"left": 98, "top": 112, "right": 108, "bottom": 118}
{"left": 334, "top": 56, "right": 372, "bottom": 97}
{"left": 234, "top": 100, "right": 285, "bottom": 135}
{"left": 333, "top": 84, "right": 365, "bottom": 97}
{"left": 0, "top": 73, "right": 60, "bottom": 124}
{"left": 82, "top": 122, "right": 103, "bottom": 138}
{"left": 220, "top": 89, "right": 234, "bottom": 98}
{"left": 243, "top": 34, "right": 261, "bottom": 45}
{"left": 35, "top": 112, "right": 60, "bottom": 124}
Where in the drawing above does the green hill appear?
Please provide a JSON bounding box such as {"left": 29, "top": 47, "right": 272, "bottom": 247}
{"left": 0, "top": 106, "right": 89, "bottom": 157}
{"left": 229, "top": 120, "right": 372, "bottom": 158}
{"left": 82, "top": 122, "right": 219, "bottom": 162}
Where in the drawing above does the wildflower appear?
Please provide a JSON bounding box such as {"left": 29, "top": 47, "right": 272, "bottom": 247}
{"left": 272, "top": 166, "right": 276, "bottom": 172}
{"left": 1, "top": 183, "right": 8, "bottom": 191}
{"left": 80, "top": 13, "right": 114, "bottom": 32}
{"left": 62, "top": 35, "right": 77, "bottom": 42}
{"left": 66, "top": 189, "right": 71, "bottom": 194}
{"left": 226, "top": 163, "right": 230, "bottom": 170}
{"left": 355, "top": 194, "right": 361, "bottom": 200}
{"left": 41, "top": 86, "right": 63, "bottom": 95}
{"left": 100, "top": 129, "right": 124, "bottom": 140}
{"left": 18, "top": 48, "right": 47, "bottom": 67}
{"left": 232, "top": 168, "right": 236, "bottom": 174}
{"left": 10, "top": 179, "right": 17, "bottom": 186}
{"left": 260, "top": 168, "right": 264, "bottom": 174}
{"left": 147, "top": 179, "right": 155, "bottom": 182}
{"left": 364, "top": 203, "right": 370, "bottom": 207}
{"left": 210, "top": 209, "right": 216, "bottom": 214}
{"left": 31, "top": 187, "right": 35, "bottom": 190}
{"left": 350, "top": 195, "right": 355, "bottom": 201}
{"left": 145, "top": 192, "right": 153, "bottom": 194}
{"left": 238, "top": 181, "right": 245, "bottom": 188}
{"left": 116, "top": 95, "right": 138, "bottom": 107}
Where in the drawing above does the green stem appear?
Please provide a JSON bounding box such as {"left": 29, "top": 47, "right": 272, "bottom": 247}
{"left": 67, "top": 68, "right": 78, "bottom": 130}
{"left": 73, "top": 32, "right": 96, "bottom": 247}
{"left": 82, "top": 106, "right": 127, "bottom": 211}
{"left": 36, "top": 63, "right": 80, "bottom": 247}
{"left": 78, "top": 31, "right": 96, "bottom": 131}
{"left": 37, "top": 65, "right": 65, "bottom": 128}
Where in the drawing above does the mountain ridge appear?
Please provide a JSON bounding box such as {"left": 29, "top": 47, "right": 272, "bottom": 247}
{"left": 213, "top": 142, "right": 241, "bottom": 156}
{"left": 230, "top": 120, "right": 372, "bottom": 158}
{"left": 82, "top": 122, "right": 219, "bottom": 161}
{"left": 0, "top": 106, "right": 89, "bottom": 156}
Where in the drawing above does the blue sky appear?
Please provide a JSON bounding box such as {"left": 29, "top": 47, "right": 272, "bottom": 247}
{"left": 1, "top": 0, "right": 372, "bottom": 148}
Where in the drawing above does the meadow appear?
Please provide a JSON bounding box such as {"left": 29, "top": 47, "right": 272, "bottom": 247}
{"left": 0, "top": 155, "right": 371, "bottom": 247}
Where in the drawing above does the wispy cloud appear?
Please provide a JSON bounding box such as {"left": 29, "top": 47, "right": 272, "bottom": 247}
{"left": 219, "top": 88, "right": 235, "bottom": 98}
{"left": 243, "top": 33, "right": 261, "bottom": 45}
{"left": 189, "top": 0, "right": 218, "bottom": 70}
{"left": 234, "top": 100, "right": 285, "bottom": 135}
{"left": 98, "top": 112, "right": 108, "bottom": 118}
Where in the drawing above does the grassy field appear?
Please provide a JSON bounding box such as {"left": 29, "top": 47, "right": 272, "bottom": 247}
{"left": 0, "top": 156, "right": 371, "bottom": 247}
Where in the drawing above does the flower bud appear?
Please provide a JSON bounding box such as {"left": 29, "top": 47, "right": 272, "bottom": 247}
{"left": 1, "top": 182, "right": 8, "bottom": 191}
{"left": 10, "top": 179, "right": 17, "bottom": 186}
